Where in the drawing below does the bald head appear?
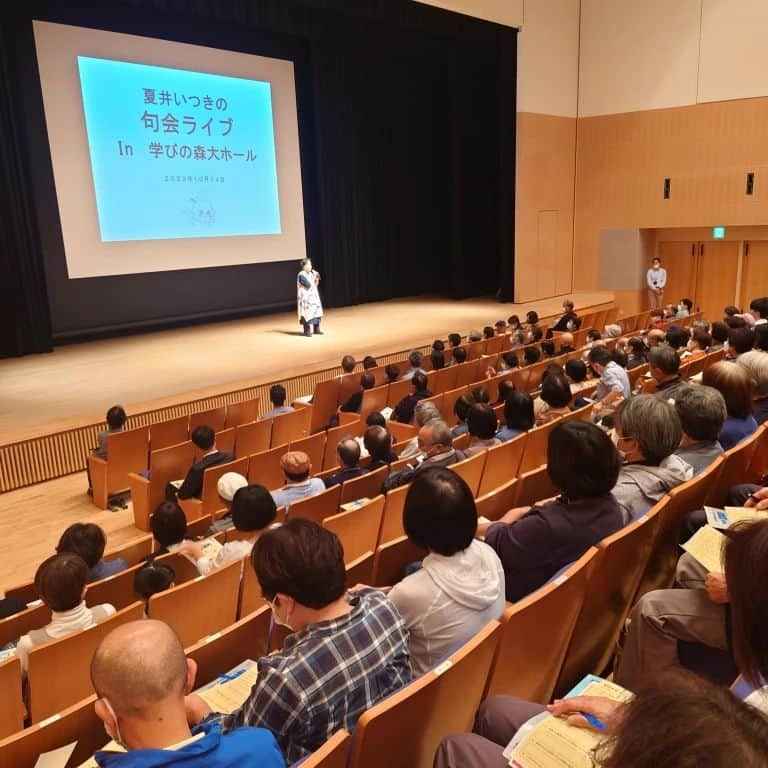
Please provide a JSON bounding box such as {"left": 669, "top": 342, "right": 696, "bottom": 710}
{"left": 91, "top": 620, "right": 190, "bottom": 715}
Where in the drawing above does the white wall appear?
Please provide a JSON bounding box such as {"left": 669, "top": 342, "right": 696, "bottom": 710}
{"left": 411, "top": 0, "right": 523, "bottom": 27}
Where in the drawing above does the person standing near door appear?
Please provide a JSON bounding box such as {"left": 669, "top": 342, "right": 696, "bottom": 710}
{"left": 647, "top": 256, "right": 667, "bottom": 309}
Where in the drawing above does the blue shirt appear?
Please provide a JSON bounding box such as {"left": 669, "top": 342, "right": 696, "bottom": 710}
{"left": 719, "top": 415, "right": 758, "bottom": 451}
{"left": 496, "top": 426, "right": 524, "bottom": 443}
{"left": 271, "top": 478, "right": 326, "bottom": 510}
{"left": 88, "top": 558, "right": 128, "bottom": 584}
{"left": 595, "top": 361, "right": 631, "bottom": 402}
{"left": 94, "top": 722, "right": 284, "bottom": 767}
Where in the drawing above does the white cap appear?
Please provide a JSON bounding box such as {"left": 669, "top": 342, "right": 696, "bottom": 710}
{"left": 217, "top": 472, "right": 248, "bottom": 501}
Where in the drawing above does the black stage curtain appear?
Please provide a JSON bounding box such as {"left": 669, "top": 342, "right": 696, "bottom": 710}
{"left": 0, "top": 0, "right": 516, "bottom": 354}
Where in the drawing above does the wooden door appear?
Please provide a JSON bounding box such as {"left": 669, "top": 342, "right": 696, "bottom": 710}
{"left": 535, "top": 211, "right": 558, "bottom": 299}
{"left": 695, "top": 241, "right": 739, "bottom": 321}
{"left": 741, "top": 242, "right": 768, "bottom": 308}
{"left": 657, "top": 241, "right": 696, "bottom": 308}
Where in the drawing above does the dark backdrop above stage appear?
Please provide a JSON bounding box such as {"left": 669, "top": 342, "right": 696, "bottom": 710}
{"left": 0, "top": 0, "right": 516, "bottom": 353}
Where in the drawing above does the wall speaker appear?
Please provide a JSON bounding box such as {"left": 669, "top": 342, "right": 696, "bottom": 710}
{"left": 663, "top": 178, "right": 671, "bottom": 199}
{"left": 746, "top": 172, "right": 755, "bottom": 195}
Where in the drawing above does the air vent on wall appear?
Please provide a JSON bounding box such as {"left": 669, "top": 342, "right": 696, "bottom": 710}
{"left": 746, "top": 172, "right": 755, "bottom": 196}
{"left": 663, "top": 178, "right": 671, "bottom": 200}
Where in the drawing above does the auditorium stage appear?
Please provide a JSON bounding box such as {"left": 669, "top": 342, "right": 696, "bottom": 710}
{"left": 0, "top": 292, "right": 613, "bottom": 439}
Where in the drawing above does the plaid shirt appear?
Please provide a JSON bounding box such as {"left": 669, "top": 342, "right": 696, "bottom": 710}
{"left": 208, "top": 589, "right": 411, "bottom": 763}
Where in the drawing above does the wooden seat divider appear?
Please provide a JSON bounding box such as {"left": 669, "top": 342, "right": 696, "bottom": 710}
{"left": 323, "top": 496, "right": 385, "bottom": 564}
{"left": 88, "top": 425, "right": 150, "bottom": 509}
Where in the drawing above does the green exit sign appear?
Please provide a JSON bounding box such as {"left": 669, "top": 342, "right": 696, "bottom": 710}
{"left": 712, "top": 226, "right": 726, "bottom": 239}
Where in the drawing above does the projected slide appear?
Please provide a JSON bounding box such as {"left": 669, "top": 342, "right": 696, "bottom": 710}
{"left": 77, "top": 57, "right": 281, "bottom": 242}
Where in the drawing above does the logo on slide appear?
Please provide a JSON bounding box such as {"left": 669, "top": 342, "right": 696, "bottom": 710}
{"left": 184, "top": 197, "right": 216, "bottom": 226}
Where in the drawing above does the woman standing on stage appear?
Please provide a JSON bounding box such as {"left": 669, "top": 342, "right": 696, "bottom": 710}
{"left": 297, "top": 258, "right": 324, "bottom": 337}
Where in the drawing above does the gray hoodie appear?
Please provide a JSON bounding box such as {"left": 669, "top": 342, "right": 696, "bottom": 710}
{"left": 612, "top": 454, "right": 694, "bottom": 525}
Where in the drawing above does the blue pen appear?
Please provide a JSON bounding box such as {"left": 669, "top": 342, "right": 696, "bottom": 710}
{"left": 581, "top": 713, "right": 607, "bottom": 731}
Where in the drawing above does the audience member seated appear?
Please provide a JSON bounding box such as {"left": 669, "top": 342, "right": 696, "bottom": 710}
{"left": 384, "top": 363, "right": 400, "bottom": 383}
{"left": 393, "top": 371, "right": 432, "bottom": 424}
{"left": 468, "top": 329, "right": 483, "bottom": 343}
{"left": 448, "top": 333, "right": 462, "bottom": 348}
{"left": 549, "top": 299, "right": 580, "bottom": 333}
{"left": 401, "top": 350, "right": 426, "bottom": 381}
{"left": 483, "top": 326, "right": 495, "bottom": 340}
{"left": 727, "top": 327, "right": 755, "bottom": 360}
{"left": 710, "top": 321, "right": 729, "bottom": 351}
{"left": 754, "top": 324, "right": 768, "bottom": 352}
{"left": 585, "top": 329, "right": 603, "bottom": 347}
{"left": 588, "top": 347, "right": 630, "bottom": 407}
{"left": 93, "top": 405, "right": 127, "bottom": 460}
{"left": 363, "top": 426, "right": 397, "bottom": 470}
{"left": 665, "top": 325, "right": 690, "bottom": 353}
{"left": 271, "top": 452, "right": 325, "bottom": 510}
{"left": 340, "top": 355, "right": 356, "bottom": 375}
{"left": 399, "top": 401, "right": 443, "bottom": 459}
{"left": 387, "top": 469, "right": 505, "bottom": 675}
{"left": 528, "top": 326, "right": 544, "bottom": 344}
{"left": 557, "top": 332, "right": 575, "bottom": 354}
{"left": 362, "top": 355, "right": 377, "bottom": 370}
{"left": 677, "top": 297, "right": 693, "bottom": 317}
{"left": 478, "top": 421, "right": 623, "bottom": 602}
{"left": 465, "top": 403, "right": 501, "bottom": 456}
{"left": 534, "top": 372, "right": 572, "bottom": 426}
{"left": 684, "top": 328, "right": 711, "bottom": 359}
{"left": 323, "top": 438, "right": 370, "bottom": 488}
{"left": 260, "top": 384, "right": 295, "bottom": 421}
{"left": 150, "top": 501, "right": 189, "bottom": 554}
{"left": 540, "top": 339, "right": 556, "bottom": 359}
{"left": 176, "top": 426, "right": 235, "bottom": 501}
{"left": 133, "top": 561, "right": 175, "bottom": 610}
{"left": 450, "top": 347, "right": 467, "bottom": 366}
{"left": 471, "top": 385, "right": 491, "bottom": 405}
{"left": 382, "top": 420, "right": 466, "bottom": 492}
{"left": 184, "top": 519, "right": 411, "bottom": 762}
{"left": 673, "top": 386, "right": 726, "bottom": 475}
{"left": 611, "top": 396, "right": 693, "bottom": 524}
{"left": 604, "top": 323, "right": 623, "bottom": 339}
{"left": 16, "top": 554, "right": 116, "bottom": 673}
{"left": 702, "top": 362, "right": 758, "bottom": 449}
{"left": 509, "top": 329, "right": 526, "bottom": 349}
{"left": 451, "top": 394, "right": 474, "bottom": 438}
{"left": 208, "top": 472, "right": 249, "bottom": 534}
{"left": 496, "top": 391, "right": 534, "bottom": 443}
{"left": 507, "top": 315, "right": 521, "bottom": 332}
{"left": 494, "top": 320, "right": 507, "bottom": 335}
{"left": 645, "top": 345, "right": 688, "bottom": 401}
{"left": 430, "top": 348, "right": 446, "bottom": 370}
{"left": 497, "top": 351, "right": 519, "bottom": 372}
{"left": 494, "top": 379, "right": 516, "bottom": 407}
{"left": 564, "top": 360, "right": 592, "bottom": 408}
{"left": 522, "top": 347, "right": 541, "bottom": 367}
{"left": 177, "top": 485, "right": 278, "bottom": 575}
{"left": 737, "top": 350, "right": 768, "bottom": 424}
{"left": 338, "top": 372, "right": 375, "bottom": 415}
{"left": 57, "top": 522, "right": 127, "bottom": 583}
{"left": 611, "top": 347, "right": 629, "bottom": 369}
{"left": 626, "top": 337, "right": 647, "bottom": 369}
{"left": 749, "top": 296, "right": 768, "bottom": 326}
{"left": 524, "top": 311, "right": 539, "bottom": 330}
{"left": 90, "top": 620, "right": 284, "bottom": 767}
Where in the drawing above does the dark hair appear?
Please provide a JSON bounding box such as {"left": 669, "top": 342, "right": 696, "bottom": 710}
{"left": 495, "top": 320, "right": 507, "bottom": 331}
{"left": 702, "top": 361, "right": 754, "bottom": 419}
{"left": 507, "top": 315, "right": 520, "bottom": 329}
{"left": 366, "top": 411, "right": 386, "bottom": 428}
{"left": 648, "top": 345, "right": 680, "bottom": 375}
{"left": 432, "top": 339, "right": 445, "bottom": 352}
{"left": 586, "top": 329, "right": 602, "bottom": 343}
{"left": 674, "top": 386, "right": 726, "bottom": 442}
{"left": 730, "top": 327, "right": 755, "bottom": 355}
{"left": 35, "top": 554, "right": 88, "bottom": 612}
{"left": 565, "top": 359, "right": 587, "bottom": 383}
{"left": 337, "top": 438, "right": 361, "bottom": 467}
{"left": 588, "top": 346, "right": 612, "bottom": 366}
{"left": 269, "top": 384, "right": 287, "bottom": 406}
{"left": 364, "top": 426, "right": 393, "bottom": 463}
{"left": 691, "top": 328, "right": 712, "bottom": 350}
{"left": 253, "top": 518, "right": 346, "bottom": 608}
{"left": 680, "top": 298, "right": 693, "bottom": 311}
{"left": 749, "top": 296, "right": 768, "bottom": 319}
{"left": 448, "top": 333, "right": 461, "bottom": 348}
{"left": 665, "top": 325, "right": 690, "bottom": 351}
{"left": 452, "top": 347, "right": 467, "bottom": 364}
{"left": 652, "top": 256, "right": 660, "bottom": 264}
{"left": 628, "top": 337, "right": 647, "bottom": 359}
{"left": 403, "top": 468, "right": 476, "bottom": 556}
{"left": 542, "top": 363, "right": 564, "bottom": 381}
{"left": 360, "top": 372, "right": 375, "bottom": 390}
{"left": 362, "top": 355, "right": 377, "bottom": 369}
{"left": 711, "top": 321, "right": 730, "bottom": 343}
{"left": 541, "top": 373, "right": 572, "bottom": 408}
{"left": 754, "top": 324, "right": 768, "bottom": 353}
{"left": 232, "top": 484, "right": 277, "bottom": 532}
{"left": 409, "top": 350, "right": 424, "bottom": 368}
{"left": 430, "top": 350, "right": 446, "bottom": 370}
{"left": 526, "top": 310, "right": 539, "bottom": 325}
{"left": 471, "top": 385, "right": 490, "bottom": 404}
{"left": 453, "top": 394, "right": 475, "bottom": 423}
{"left": 547, "top": 421, "right": 619, "bottom": 499}
{"left": 530, "top": 327, "right": 544, "bottom": 342}
{"left": 504, "top": 390, "right": 534, "bottom": 431}
{"left": 57, "top": 523, "right": 106, "bottom": 569}
{"left": 412, "top": 371, "right": 429, "bottom": 392}
{"left": 191, "top": 425, "right": 215, "bottom": 450}
{"left": 523, "top": 347, "right": 541, "bottom": 365}
{"left": 483, "top": 326, "right": 495, "bottom": 340}
{"left": 724, "top": 305, "right": 742, "bottom": 318}
{"left": 385, "top": 364, "right": 400, "bottom": 382}
{"left": 540, "top": 339, "right": 556, "bottom": 357}
{"left": 341, "top": 355, "right": 356, "bottom": 373}
{"left": 611, "top": 348, "right": 628, "bottom": 368}
{"left": 150, "top": 501, "right": 187, "bottom": 549}
{"left": 599, "top": 671, "right": 768, "bottom": 768}
{"left": 497, "top": 380, "right": 516, "bottom": 404}
{"left": 466, "top": 403, "right": 498, "bottom": 440}
{"left": 134, "top": 561, "right": 175, "bottom": 601}
{"left": 501, "top": 351, "right": 518, "bottom": 369}
{"left": 106, "top": 405, "right": 127, "bottom": 430}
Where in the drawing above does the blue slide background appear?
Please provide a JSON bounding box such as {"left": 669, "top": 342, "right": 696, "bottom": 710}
{"left": 77, "top": 56, "right": 282, "bottom": 242}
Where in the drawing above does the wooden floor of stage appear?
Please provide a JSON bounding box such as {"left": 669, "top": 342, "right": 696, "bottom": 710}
{"left": 0, "top": 291, "right": 613, "bottom": 593}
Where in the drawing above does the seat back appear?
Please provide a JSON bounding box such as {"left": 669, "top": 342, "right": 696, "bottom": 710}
{"left": 441, "top": 385, "right": 470, "bottom": 426}
{"left": 310, "top": 378, "right": 342, "bottom": 433}
{"left": 248, "top": 443, "right": 290, "bottom": 490}
{"left": 525, "top": 360, "right": 551, "bottom": 392}
{"left": 287, "top": 484, "right": 342, "bottom": 525}
{"left": 518, "top": 420, "right": 559, "bottom": 475}
{"left": 555, "top": 511, "right": 661, "bottom": 696}
{"left": 338, "top": 372, "right": 362, "bottom": 406}
{"left": 515, "top": 465, "right": 557, "bottom": 508}
{"left": 186, "top": 606, "right": 271, "bottom": 686}
{"left": 561, "top": 403, "right": 594, "bottom": 423}
{"left": 105, "top": 534, "right": 154, "bottom": 567}
{"left": 198, "top": 457, "right": 249, "bottom": 517}
{"left": 302, "top": 730, "right": 351, "bottom": 768}
{"left": 214, "top": 427, "right": 236, "bottom": 456}
{"left": 706, "top": 430, "right": 762, "bottom": 507}
{"left": 0, "top": 603, "right": 50, "bottom": 648}
{"left": 386, "top": 378, "right": 414, "bottom": 408}
{"left": 272, "top": 407, "right": 312, "bottom": 447}
{"left": 475, "top": 478, "right": 519, "bottom": 521}
{"left": 449, "top": 451, "right": 487, "bottom": 496}
{"left": 149, "top": 415, "right": 189, "bottom": 451}
{"left": 345, "top": 552, "right": 376, "bottom": 588}
{"left": 324, "top": 496, "right": 385, "bottom": 563}
{"left": 485, "top": 548, "right": 597, "bottom": 703}
{"left": 189, "top": 406, "right": 226, "bottom": 434}
{"left": 149, "top": 559, "right": 242, "bottom": 647}
{"left": 0, "top": 655, "right": 24, "bottom": 739}
{"left": 379, "top": 484, "right": 410, "bottom": 545}
{"left": 478, "top": 433, "right": 527, "bottom": 495}
{"left": 340, "top": 466, "right": 390, "bottom": 504}
{"left": 28, "top": 602, "right": 144, "bottom": 722}
{"left": 225, "top": 397, "right": 260, "bottom": 428}
{"left": 238, "top": 558, "right": 263, "bottom": 618}
{"left": 235, "top": 419, "right": 273, "bottom": 458}
{"left": 431, "top": 366, "right": 458, "bottom": 395}
{"left": 360, "top": 384, "right": 390, "bottom": 423}
{"left": 747, "top": 423, "right": 768, "bottom": 483}
{"left": 372, "top": 535, "right": 427, "bottom": 587}
{"left": 455, "top": 359, "right": 484, "bottom": 388}
{"left": 347, "top": 622, "right": 501, "bottom": 768}
{"left": 106, "top": 425, "right": 150, "bottom": 492}
{"left": 290, "top": 431, "right": 327, "bottom": 472}
{"left": 86, "top": 563, "right": 146, "bottom": 611}
{"left": 0, "top": 695, "right": 106, "bottom": 768}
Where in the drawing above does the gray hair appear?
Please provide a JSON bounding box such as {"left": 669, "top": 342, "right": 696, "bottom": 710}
{"left": 408, "top": 349, "right": 424, "bottom": 367}
{"left": 604, "top": 324, "right": 622, "bottom": 339}
{"left": 414, "top": 401, "right": 442, "bottom": 427}
{"left": 467, "top": 329, "right": 483, "bottom": 342}
{"left": 692, "top": 318, "right": 711, "bottom": 332}
{"left": 648, "top": 344, "right": 680, "bottom": 376}
{"left": 737, "top": 350, "right": 768, "bottom": 397}
{"left": 674, "top": 386, "right": 727, "bottom": 442}
{"left": 616, "top": 394, "right": 682, "bottom": 464}
{"left": 424, "top": 419, "right": 453, "bottom": 448}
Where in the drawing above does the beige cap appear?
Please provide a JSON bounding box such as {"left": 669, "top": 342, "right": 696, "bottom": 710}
{"left": 280, "top": 451, "right": 311, "bottom": 475}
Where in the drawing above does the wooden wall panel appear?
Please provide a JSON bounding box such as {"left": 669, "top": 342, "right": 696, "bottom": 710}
{"left": 658, "top": 242, "right": 697, "bottom": 306}
{"left": 741, "top": 242, "right": 768, "bottom": 307}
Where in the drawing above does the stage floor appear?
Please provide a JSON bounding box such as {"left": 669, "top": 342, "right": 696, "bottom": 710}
{"left": 0, "top": 292, "right": 612, "bottom": 440}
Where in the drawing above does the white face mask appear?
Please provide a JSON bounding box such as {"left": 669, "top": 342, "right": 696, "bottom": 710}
{"left": 270, "top": 596, "right": 294, "bottom": 630}
{"left": 611, "top": 431, "right": 628, "bottom": 462}
{"left": 101, "top": 698, "right": 126, "bottom": 749}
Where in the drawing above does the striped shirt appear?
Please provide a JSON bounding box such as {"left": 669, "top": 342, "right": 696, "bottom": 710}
{"left": 208, "top": 589, "right": 411, "bottom": 762}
